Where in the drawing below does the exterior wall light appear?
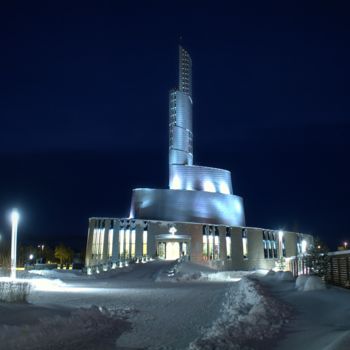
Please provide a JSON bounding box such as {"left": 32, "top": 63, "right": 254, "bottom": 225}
{"left": 301, "top": 239, "right": 307, "bottom": 254}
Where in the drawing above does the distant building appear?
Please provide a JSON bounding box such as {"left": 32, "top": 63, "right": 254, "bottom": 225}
{"left": 85, "top": 46, "right": 313, "bottom": 271}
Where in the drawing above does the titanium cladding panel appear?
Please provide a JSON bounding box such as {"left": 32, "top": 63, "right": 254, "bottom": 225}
{"left": 129, "top": 188, "right": 245, "bottom": 227}
{"left": 169, "top": 164, "right": 233, "bottom": 194}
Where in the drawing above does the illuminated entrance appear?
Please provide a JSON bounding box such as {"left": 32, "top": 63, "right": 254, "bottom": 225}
{"left": 156, "top": 234, "right": 191, "bottom": 261}
{"left": 166, "top": 242, "right": 180, "bottom": 260}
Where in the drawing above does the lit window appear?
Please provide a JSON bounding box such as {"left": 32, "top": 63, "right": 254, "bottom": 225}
{"left": 92, "top": 228, "right": 98, "bottom": 258}
{"left": 92, "top": 227, "right": 105, "bottom": 260}
{"left": 202, "top": 226, "right": 209, "bottom": 260}
{"left": 131, "top": 229, "right": 136, "bottom": 258}
{"left": 208, "top": 234, "right": 214, "bottom": 260}
{"left": 171, "top": 175, "right": 181, "bottom": 189}
{"left": 242, "top": 229, "right": 248, "bottom": 259}
{"left": 125, "top": 228, "right": 130, "bottom": 259}
{"left": 296, "top": 234, "right": 302, "bottom": 255}
{"left": 214, "top": 227, "right": 220, "bottom": 260}
{"left": 119, "top": 228, "right": 125, "bottom": 259}
{"left": 142, "top": 229, "right": 148, "bottom": 256}
{"left": 267, "top": 233, "right": 273, "bottom": 258}
{"left": 226, "top": 227, "right": 231, "bottom": 260}
{"left": 108, "top": 228, "right": 113, "bottom": 258}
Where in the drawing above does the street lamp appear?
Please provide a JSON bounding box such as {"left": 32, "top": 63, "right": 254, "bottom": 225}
{"left": 344, "top": 242, "right": 348, "bottom": 250}
{"left": 10, "top": 209, "right": 19, "bottom": 280}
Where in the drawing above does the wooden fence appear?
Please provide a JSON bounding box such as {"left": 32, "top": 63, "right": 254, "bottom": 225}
{"left": 289, "top": 251, "right": 350, "bottom": 289}
{"left": 326, "top": 251, "right": 350, "bottom": 288}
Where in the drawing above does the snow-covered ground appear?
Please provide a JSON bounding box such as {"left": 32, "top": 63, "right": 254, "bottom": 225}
{"left": 2, "top": 262, "right": 350, "bottom": 349}
{"left": 258, "top": 272, "right": 350, "bottom": 350}
{"left": 0, "top": 261, "right": 234, "bottom": 349}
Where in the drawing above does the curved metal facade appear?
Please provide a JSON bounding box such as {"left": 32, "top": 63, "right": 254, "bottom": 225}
{"left": 169, "top": 164, "right": 233, "bottom": 194}
{"left": 129, "top": 188, "right": 245, "bottom": 227}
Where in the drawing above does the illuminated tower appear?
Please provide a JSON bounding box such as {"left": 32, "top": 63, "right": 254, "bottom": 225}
{"left": 130, "top": 45, "right": 245, "bottom": 227}
{"left": 169, "top": 46, "right": 193, "bottom": 166}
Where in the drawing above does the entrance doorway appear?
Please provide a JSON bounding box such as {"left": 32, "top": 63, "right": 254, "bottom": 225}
{"left": 156, "top": 234, "right": 191, "bottom": 261}
{"left": 166, "top": 242, "right": 180, "bottom": 260}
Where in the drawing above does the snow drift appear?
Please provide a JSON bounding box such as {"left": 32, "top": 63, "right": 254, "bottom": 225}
{"left": 190, "top": 277, "right": 291, "bottom": 349}
{"left": 0, "top": 281, "right": 31, "bottom": 303}
{"left": 0, "top": 306, "right": 131, "bottom": 350}
{"left": 297, "top": 275, "right": 326, "bottom": 292}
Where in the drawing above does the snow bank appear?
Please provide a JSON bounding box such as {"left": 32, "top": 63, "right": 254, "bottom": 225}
{"left": 204, "top": 271, "right": 250, "bottom": 282}
{"left": 0, "top": 281, "right": 31, "bottom": 303}
{"left": 279, "top": 271, "right": 294, "bottom": 281}
{"left": 295, "top": 275, "right": 309, "bottom": 291}
{"left": 190, "top": 277, "right": 291, "bottom": 349}
{"left": 28, "top": 269, "right": 80, "bottom": 280}
{"left": 265, "top": 270, "right": 294, "bottom": 282}
{"left": 266, "top": 269, "right": 276, "bottom": 277}
{"left": 300, "top": 275, "right": 326, "bottom": 292}
{"left": 156, "top": 261, "right": 251, "bottom": 283}
{"left": 0, "top": 306, "right": 131, "bottom": 350}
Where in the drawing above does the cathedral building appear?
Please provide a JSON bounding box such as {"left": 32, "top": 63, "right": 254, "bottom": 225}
{"left": 85, "top": 46, "right": 312, "bottom": 271}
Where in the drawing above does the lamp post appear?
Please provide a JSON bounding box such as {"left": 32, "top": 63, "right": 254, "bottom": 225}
{"left": 10, "top": 209, "right": 19, "bottom": 280}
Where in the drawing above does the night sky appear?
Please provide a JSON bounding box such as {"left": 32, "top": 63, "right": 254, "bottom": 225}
{"left": 0, "top": 1, "right": 349, "bottom": 251}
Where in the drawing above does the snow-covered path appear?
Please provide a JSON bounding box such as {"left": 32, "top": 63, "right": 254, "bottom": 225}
{"left": 258, "top": 276, "right": 350, "bottom": 350}
{"left": 27, "top": 261, "right": 232, "bottom": 349}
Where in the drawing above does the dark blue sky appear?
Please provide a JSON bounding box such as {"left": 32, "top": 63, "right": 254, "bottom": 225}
{"left": 0, "top": 1, "right": 349, "bottom": 251}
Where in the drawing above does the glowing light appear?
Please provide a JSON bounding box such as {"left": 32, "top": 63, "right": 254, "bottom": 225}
{"left": 203, "top": 180, "right": 215, "bottom": 193}
{"left": 171, "top": 175, "right": 181, "bottom": 190}
{"left": 278, "top": 230, "right": 284, "bottom": 241}
{"left": 11, "top": 210, "right": 19, "bottom": 225}
{"left": 169, "top": 226, "right": 177, "bottom": 235}
{"left": 186, "top": 183, "right": 193, "bottom": 191}
{"left": 301, "top": 240, "right": 307, "bottom": 254}
{"left": 10, "top": 209, "right": 19, "bottom": 280}
{"left": 219, "top": 182, "right": 230, "bottom": 194}
{"left": 242, "top": 237, "right": 248, "bottom": 258}
{"left": 108, "top": 229, "right": 113, "bottom": 258}
{"left": 0, "top": 277, "right": 121, "bottom": 294}
{"left": 344, "top": 242, "right": 348, "bottom": 249}
{"left": 29, "top": 254, "right": 34, "bottom": 260}
{"left": 234, "top": 201, "right": 242, "bottom": 214}
{"left": 143, "top": 230, "right": 147, "bottom": 256}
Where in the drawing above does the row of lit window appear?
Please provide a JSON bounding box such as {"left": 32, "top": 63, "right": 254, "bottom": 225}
{"left": 92, "top": 220, "right": 148, "bottom": 260}
{"left": 202, "top": 227, "right": 248, "bottom": 261}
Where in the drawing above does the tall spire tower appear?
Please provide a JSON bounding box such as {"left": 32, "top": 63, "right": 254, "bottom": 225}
{"left": 169, "top": 46, "right": 193, "bottom": 167}
{"left": 130, "top": 44, "right": 245, "bottom": 227}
